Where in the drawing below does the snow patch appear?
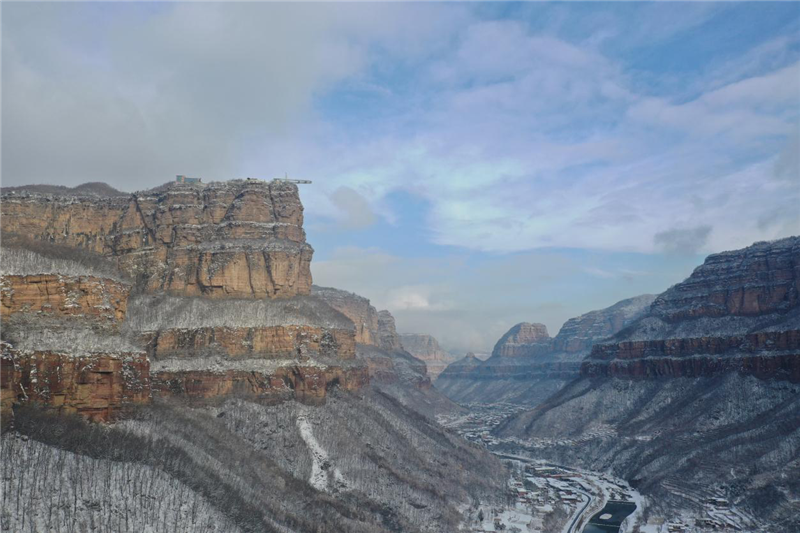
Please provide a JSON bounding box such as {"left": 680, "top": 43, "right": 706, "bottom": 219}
{"left": 296, "top": 411, "right": 344, "bottom": 492}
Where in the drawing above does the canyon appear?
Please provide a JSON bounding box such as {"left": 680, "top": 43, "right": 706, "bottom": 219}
{"left": 398, "top": 333, "right": 457, "bottom": 381}
{"left": 0, "top": 180, "right": 405, "bottom": 421}
{"left": 0, "top": 179, "right": 506, "bottom": 533}
{"left": 436, "top": 294, "right": 656, "bottom": 406}
{"left": 490, "top": 237, "right": 800, "bottom": 529}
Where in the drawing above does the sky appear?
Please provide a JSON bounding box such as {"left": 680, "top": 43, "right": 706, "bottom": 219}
{"left": 3, "top": 2, "right": 799, "bottom": 354}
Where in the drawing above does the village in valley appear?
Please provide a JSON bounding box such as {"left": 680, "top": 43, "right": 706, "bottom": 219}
{"left": 440, "top": 404, "right": 763, "bottom": 532}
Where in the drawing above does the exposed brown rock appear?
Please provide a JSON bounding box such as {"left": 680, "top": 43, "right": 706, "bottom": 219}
{"left": 1, "top": 275, "right": 129, "bottom": 324}
{"left": 0, "top": 180, "right": 374, "bottom": 423}
{"left": 311, "top": 286, "right": 379, "bottom": 344}
{"left": 1, "top": 346, "right": 150, "bottom": 423}
{"left": 1, "top": 180, "right": 313, "bottom": 299}
{"left": 151, "top": 364, "right": 368, "bottom": 404}
{"left": 143, "top": 326, "right": 355, "bottom": 361}
{"left": 583, "top": 330, "right": 800, "bottom": 381}
{"left": 651, "top": 236, "right": 799, "bottom": 321}
{"left": 584, "top": 237, "right": 800, "bottom": 382}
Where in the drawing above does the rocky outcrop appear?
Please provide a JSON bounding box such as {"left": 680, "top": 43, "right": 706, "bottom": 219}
{"left": 0, "top": 252, "right": 149, "bottom": 422}
{"left": 436, "top": 296, "right": 654, "bottom": 405}
{"left": 151, "top": 362, "right": 368, "bottom": 404}
{"left": 651, "top": 237, "right": 799, "bottom": 321}
{"left": 311, "top": 286, "right": 379, "bottom": 344}
{"left": 435, "top": 353, "right": 483, "bottom": 381}
{"left": 1, "top": 347, "right": 149, "bottom": 422}
{"left": 1, "top": 180, "right": 371, "bottom": 422}
{"left": 399, "top": 333, "right": 456, "bottom": 380}
{"left": 1, "top": 275, "right": 129, "bottom": 323}
{"left": 492, "top": 323, "right": 552, "bottom": 358}
{"left": 377, "top": 310, "right": 403, "bottom": 352}
{"left": 583, "top": 237, "right": 800, "bottom": 381}
{"left": 310, "top": 285, "right": 406, "bottom": 351}
{"left": 143, "top": 326, "right": 356, "bottom": 361}
{"left": 1, "top": 179, "right": 314, "bottom": 299}
{"left": 552, "top": 295, "right": 657, "bottom": 355}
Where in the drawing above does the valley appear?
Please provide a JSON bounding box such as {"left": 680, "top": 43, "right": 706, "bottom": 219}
{"left": 0, "top": 180, "right": 797, "bottom": 533}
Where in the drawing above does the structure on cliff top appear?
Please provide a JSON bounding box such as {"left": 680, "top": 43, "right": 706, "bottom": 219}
{"left": 0, "top": 179, "right": 368, "bottom": 423}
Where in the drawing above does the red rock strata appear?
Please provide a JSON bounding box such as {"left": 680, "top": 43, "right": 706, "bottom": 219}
{"left": 151, "top": 365, "right": 369, "bottom": 404}
{"left": 583, "top": 330, "right": 800, "bottom": 382}
{"left": 143, "top": 326, "right": 356, "bottom": 360}
{"left": 1, "top": 347, "right": 150, "bottom": 422}
{"left": 1, "top": 274, "right": 129, "bottom": 323}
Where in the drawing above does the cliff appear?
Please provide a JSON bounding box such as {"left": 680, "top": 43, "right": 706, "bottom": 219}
{"left": 494, "top": 238, "right": 800, "bottom": 527}
{"left": 1, "top": 180, "right": 370, "bottom": 422}
{"left": 311, "top": 285, "right": 379, "bottom": 344}
{"left": 310, "top": 285, "right": 461, "bottom": 415}
{"left": 435, "top": 295, "right": 654, "bottom": 405}
{"left": 552, "top": 294, "right": 657, "bottom": 355}
{"left": 1, "top": 179, "right": 313, "bottom": 299}
{"left": 399, "top": 333, "right": 456, "bottom": 380}
{"left": 581, "top": 237, "right": 800, "bottom": 380}
{"left": 0, "top": 247, "right": 149, "bottom": 422}
{"left": 491, "top": 322, "right": 552, "bottom": 358}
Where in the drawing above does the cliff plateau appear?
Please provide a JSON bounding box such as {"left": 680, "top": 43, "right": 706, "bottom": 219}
{"left": 495, "top": 237, "right": 800, "bottom": 529}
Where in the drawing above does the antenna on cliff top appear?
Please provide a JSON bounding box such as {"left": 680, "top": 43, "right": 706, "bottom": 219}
{"left": 275, "top": 172, "right": 312, "bottom": 184}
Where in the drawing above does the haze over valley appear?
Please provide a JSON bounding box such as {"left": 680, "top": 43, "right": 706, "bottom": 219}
{"left": 2, "top": 2, "right": 799, "bottom": 533}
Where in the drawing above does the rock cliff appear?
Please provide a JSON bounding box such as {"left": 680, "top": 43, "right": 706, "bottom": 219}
{"left": 311, "top": 285, "right": 379, "bottom": 344}
{"left": 0, "top": 247, "right": 149, "bottom": 422}
{"left": 494, "top": 237, "right": 800, "bottom": 527}
{"left": 310, "top": 285, "right": 461, "bottom": 415}
{"left": 1, "top": 179, "right": 313, "bottom": 299}
{"left": 399, "top": 333, "right": 456, "bottom": 380}
{"left": 581, "top": 236, "right": 800, "bottom": 380}
{"left": 491, "top": 322, "right": 552, "bottom": 358}
{"left": 1, "top": 180, "right": 369, "bottom": 422}
{"left": 435, "top": 295, "right": 654, "bottom": 406}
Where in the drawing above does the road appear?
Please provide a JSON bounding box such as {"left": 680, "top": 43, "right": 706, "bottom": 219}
{"left": 492, "top": 452, "right": 599, "bottom": 533}
{"left": 566, "top": 482, "right": 593, "bottom": 533}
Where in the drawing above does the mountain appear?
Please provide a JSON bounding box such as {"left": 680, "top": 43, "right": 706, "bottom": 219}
{"left": 0, "top": 179, "right": 505, "bottom": 531}
{"left": 494, "top": 237, "right": 800, "bottom": 529}
{"left": 435, "top": 294, "right": 655, "bottom": 406}
{"left": 398, "top": 333, "right": 456, "bottom": 380}
{"left": 311, "top": 286, "right": 461, "bottom": 416}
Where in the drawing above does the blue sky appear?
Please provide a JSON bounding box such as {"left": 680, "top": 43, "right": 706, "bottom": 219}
{"left": 3, "top": 3, "right": 799, "bottom": 353}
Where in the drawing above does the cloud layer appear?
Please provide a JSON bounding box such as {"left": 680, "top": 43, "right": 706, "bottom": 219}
{"left": 4, "top": 3, "right": 799, "bottom": 352}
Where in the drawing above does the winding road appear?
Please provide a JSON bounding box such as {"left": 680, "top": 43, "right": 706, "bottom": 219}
{"left": 493, "top": 453, "right": 600, "bottom": 533}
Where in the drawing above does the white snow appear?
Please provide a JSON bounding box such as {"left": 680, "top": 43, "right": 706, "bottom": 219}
{"left": 296, "top": 411, "right": 339, "bottom": 492}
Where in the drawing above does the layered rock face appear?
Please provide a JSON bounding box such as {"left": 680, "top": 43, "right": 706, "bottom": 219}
{"left": 1, "top": 180, "right": 369, "bottom": 420}
{"left": 651, "top": 237, "right": 799, "bottom": 320}
{"left": 311, "top": 286, "right": 379, "bottom": 344}
{"left": 0, "top": 250, "right": 149, "bottom": 422}
{"left": 399, "top": 333, "right": 456, "bottom": 380}
{"left": 311, "top": 285, "right": 460, "bottom": 415}
{"left": 2, "top": 349, "right": 150, "bottom": 423}
{"left": 1, "top": 275, "right": 129, "bottom": 322}
{"left": 491, "top": 322, "right": 552, "bottom": 357}
{"left": 552, "top": 294, "right": 657, "bottom": 355}
{"left": 436, "top": 296, "right": 654, "bottom": 405}
{"left": 494, "top": 238, "right": 800, "bottom": 527}
{"left": 1, "top": 180, "right": 313, "bottom": 299}
{"left": 581, "top": 237, "right": 800, "bottom": 381}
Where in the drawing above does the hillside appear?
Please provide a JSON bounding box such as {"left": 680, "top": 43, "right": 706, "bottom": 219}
{"left": 494, "top": 237, "right": 800, "bottom": 529}
{"left": 0, "top": 179, "right": 504, "bottom": 532}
